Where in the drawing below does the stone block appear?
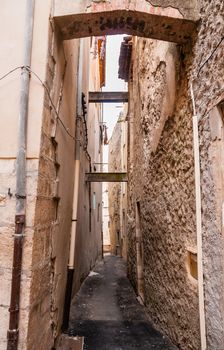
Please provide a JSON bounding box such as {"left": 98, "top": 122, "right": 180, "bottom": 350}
{"left": 29, "top": 262, "right": 51, "bottom": 305}
{"left": 39, "top": 155, "right": 57, "bottom": 179}
{"left": 0, "top": 194, "right": 7, "bottom": 207}
{"left": 18, "top": 308, "right": 29, "bottom": 345}
{"left": 34, "top": 198, "right": 56, "bottom": 225}
{"left": 57, "top": 334, "right": 84, "bottom": 350}
{"left": 0, "top": 268, "right": 11, "bottom": 307}
{"left": 0, "top": 267, "right": 31, "bottom": 309}
{"left": 22, "top": 229, "right": 35, "bottom": 270}
{"left": 27, "top": 307, "right": 54, "bottom": 350}
{"left": 31, "top": 224, "right": 52, "bottom": 267}
{"left": 0, "top": 305, "right": 9, "bottom": 340}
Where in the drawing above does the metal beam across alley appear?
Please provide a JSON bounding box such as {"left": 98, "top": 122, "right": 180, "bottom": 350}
{"left": 85, "top": 172, "right": 128, "bottom": 182}
{"left": 89, "top": 92, "right": 128, "bottom": 103}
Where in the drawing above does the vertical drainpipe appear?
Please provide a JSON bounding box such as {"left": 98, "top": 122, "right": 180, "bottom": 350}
{"left": 190, "top": 83, "right": 207, "bottom": 350}
{"left": 62, "top": 39, "right": 84, "bottom": 332}
{"left": 7, "top": 0, "right": 35, "bottom": 349}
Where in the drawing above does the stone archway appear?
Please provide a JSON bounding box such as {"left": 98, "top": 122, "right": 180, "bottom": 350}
{"left": 53, "top": 0, "right": 198, "bottom": 44}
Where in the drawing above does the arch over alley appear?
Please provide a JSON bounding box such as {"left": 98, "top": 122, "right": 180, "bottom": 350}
{"left": 53, "top": 0, "right": 198, "bottom": 43}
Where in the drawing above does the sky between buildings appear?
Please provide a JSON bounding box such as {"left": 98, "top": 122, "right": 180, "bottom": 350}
{"left": 103, "top": 35, "right": 126, "bottom": 138}
{"left": 102, "top": 35, "right": 127, "bottom": 165}
{"left": 102, "top": 35, "right": 127, "bottom": 244}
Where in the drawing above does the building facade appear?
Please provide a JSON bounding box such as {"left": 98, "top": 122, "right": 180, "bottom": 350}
{"left": 0, "top": 0, "right": 224, "bottom": 349}
{"left": 0, "top": 1, "right": 103, "bottom": 349}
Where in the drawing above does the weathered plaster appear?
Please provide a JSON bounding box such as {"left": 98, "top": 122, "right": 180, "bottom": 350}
{"left": 190, "top": 1, "right": 224, "bottom": 348}
{"left": 72, "top": 37, "right": 103, "bottom": 296}
{"left": 53, "top": 0, "right": 198, "bottom": 44}
{"left": 0, "top": 1, "right": 51, "bottom": 348}
{"left": 127, "top": 37, "right": 200, "bottom": 349}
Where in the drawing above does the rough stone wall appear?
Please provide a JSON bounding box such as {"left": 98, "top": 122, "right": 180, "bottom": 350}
{"left": 26, "top": 33, "right": 103, "bottom": 348}
{"left": 190, "top": 1, "right": 224, "bottom": 348}
{"left": 108, "top": 121, "right": 122, "bottom": 255}
{"left": 127, "top": 0, "right": 224, "bottom": 347}
{"left": 26, "top": 23, "right": 80, "bottom": 349}
{"left": 127, "top": 37, "right": 200, "bottom": 349}
{"left": 54, "top": 2, "right": 197, "bottom": 45}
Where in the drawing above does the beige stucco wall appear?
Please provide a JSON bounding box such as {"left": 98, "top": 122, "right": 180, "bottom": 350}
{"left": 0, "top": 1, "right": 51, "bottom": 349}
{"left": 72, "top": 37, "right": 103, "bottom": 297}
{"left": 0, "top": 0, "right": 51, "bottom": 159}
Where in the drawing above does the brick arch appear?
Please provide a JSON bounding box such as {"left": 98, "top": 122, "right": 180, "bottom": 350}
{"left": 54, "top": 0, "right": 198, "bottom": 44}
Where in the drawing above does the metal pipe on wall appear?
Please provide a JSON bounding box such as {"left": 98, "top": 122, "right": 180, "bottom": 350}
{"left": 62, "top": 39, "right": 84, "bottom": 332}
{"left": 7, "top": 1, "right": 35, "bottom": 349}
{"left": 190, "top": 83, "right": 207, "bottom": 350}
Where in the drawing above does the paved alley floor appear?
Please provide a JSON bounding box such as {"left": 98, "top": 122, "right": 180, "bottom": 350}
{"left": 69, "top": 255, "right": 177, "bottom": 350}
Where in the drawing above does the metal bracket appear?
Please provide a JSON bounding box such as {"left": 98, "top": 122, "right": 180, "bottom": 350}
{"left": 15, "top": 194, "right": 26, "bottom": 200}
{"left": 15, "top": 214, "right": 25, "bottom": 235}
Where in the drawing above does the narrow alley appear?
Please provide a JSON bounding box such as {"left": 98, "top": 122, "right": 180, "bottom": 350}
{"left": 0, "top": 1, "right": 224, "bottom": 350}
{"left": 69, "top": 255, "right": 176, "bottom": 350}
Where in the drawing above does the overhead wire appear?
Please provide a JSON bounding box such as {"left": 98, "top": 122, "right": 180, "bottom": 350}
{"left": 0, "top": 65, "right": 76, "bottom": 141}
{"left": 0, "top": 66, "right": 22, "bottom": 81}
{"left": 197, "top": 36, "right": 224, "bottom": 77}
{"left": 26, "top": 67, "right": 76, "bottom": 141}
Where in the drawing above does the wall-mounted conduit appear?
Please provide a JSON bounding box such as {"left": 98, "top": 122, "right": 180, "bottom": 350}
{"left": 7, "top": 1, "right": 35, "bottom": 349}
{"left": 190, "top": 83, "right": 207, "bottom": 350}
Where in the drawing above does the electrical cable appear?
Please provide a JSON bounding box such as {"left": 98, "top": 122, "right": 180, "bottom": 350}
{"left": 0, "top": 66, "right": 23, "bottom": 81}
{"left": 0, "top": 65, "right": 76, "bottom": 141}
{"left": 26, "top": 67, "right": 76, "bottom": 141}
{"left": 197, "top": 36, "right": 224, "bottom": 77}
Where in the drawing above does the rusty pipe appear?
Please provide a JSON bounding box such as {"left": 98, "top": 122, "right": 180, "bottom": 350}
{"left": 7, "top": 1, "right": 35, "bottom": 349}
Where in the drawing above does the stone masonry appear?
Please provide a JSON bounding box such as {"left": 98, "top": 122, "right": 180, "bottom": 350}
{"left": 127, "top": 37, "right": 200, "bottom": 349}
{"left": 0, "top": 1, "right": 223, "bottom": 349}
{"left": 108, "top": 120, "right": 122, "bottom": 255}
{"left": 125, "top": 0, "right": 224, "bottom": 349}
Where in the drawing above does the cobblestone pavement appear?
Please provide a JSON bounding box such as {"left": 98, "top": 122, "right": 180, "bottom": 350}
{"left": 69, "top": 255, "right": 177, "bottom": 350}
